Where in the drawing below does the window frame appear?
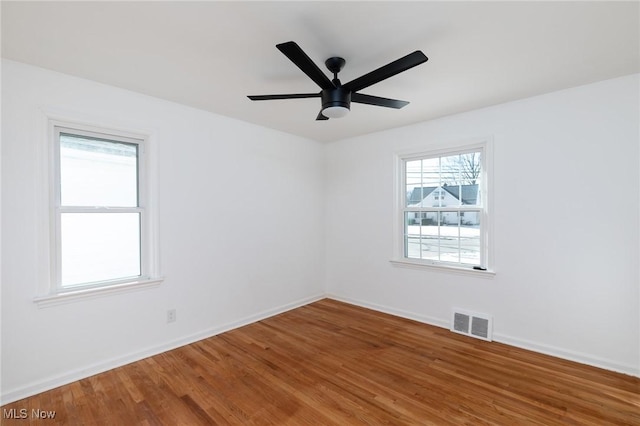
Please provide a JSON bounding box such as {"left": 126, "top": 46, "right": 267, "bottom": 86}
{"left": 391, "top": 138, "right": 494, "bottom": 276}
{"left": 35, "top": 119, "right": 162, "bottom": 307}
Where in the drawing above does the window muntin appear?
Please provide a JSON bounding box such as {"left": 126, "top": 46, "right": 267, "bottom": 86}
{"left": 400, "top": 145, "right": 488, "bottom": 269}
{"left": 54, "top": 126, "right": 147, "bottom": 290}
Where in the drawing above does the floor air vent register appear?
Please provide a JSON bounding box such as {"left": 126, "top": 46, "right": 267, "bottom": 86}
{"left": 451, "top": 308, "right": 493, "bottom": 341}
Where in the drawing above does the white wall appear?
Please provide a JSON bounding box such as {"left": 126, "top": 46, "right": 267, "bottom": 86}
{"left": 325, "top": 74, "right": 640, "bottom": 375}
{"left": 2, "top": 59, "right": 638, "bottom": 404}
{"left": 1, "top": 60, "right": 325, "bottom": 402}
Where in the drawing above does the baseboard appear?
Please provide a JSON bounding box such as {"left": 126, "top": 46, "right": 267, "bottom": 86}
{"left": 326, "top": 294, "right": 449, "bottom": 329}
{"left": 326, "top": 293, "right": 640, "bottom": 378}
{"left": 1, "top": 293, "right": 325, "bottom": 405}
{"left": 492, "top": 333, "right": 640, "bottom": 377}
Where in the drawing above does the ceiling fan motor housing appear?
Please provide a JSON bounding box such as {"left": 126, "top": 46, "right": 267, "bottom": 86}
{"left": 321, "top": 87, "right": 351, "bottom": 111}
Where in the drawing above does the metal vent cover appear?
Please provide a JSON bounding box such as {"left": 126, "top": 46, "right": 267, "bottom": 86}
{"left": 451, "top": 308, "right": 493, "bottom": 341}
{"left": 453, "top": 312, "right": 470, "bottom": 333}
{"left": 471, "top": 316, "right": 490, "bottom": 339}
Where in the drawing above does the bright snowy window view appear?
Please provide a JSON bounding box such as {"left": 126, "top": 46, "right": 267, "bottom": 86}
{"left": 59, "top": 132, "right": 141, "bottom": 287}
{"left": 404, "top": 151, "right": 483, "bottom": 266}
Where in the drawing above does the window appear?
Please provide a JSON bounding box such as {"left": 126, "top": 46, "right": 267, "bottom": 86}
{"left": 48, "top": 123, "right": 159, "bottom": 295}
{"left": 394, "top": 140, "right": 492, "bottom": 273}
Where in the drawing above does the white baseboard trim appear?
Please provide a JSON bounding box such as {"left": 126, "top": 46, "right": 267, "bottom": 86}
{"left": 1, "top": 293, "right": 325, "bottom": 405}
{"left": 492, "top": 333, "right": 640, "bottom": 377}
{"left": 326, "top": 294, "right": 449, "bottom": 329}
{"left": 327, "top": 293, "right": 640, "bottom": 378}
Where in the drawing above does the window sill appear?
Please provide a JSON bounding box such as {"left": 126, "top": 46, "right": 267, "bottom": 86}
{"left": 34, "top": 277, "right": 164, "bottom": 308}
{"left": 389, "top": 259, "right": 495, "bottom": 278}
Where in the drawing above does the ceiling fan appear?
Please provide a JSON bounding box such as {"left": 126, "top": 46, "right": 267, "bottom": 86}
{"left": 247, "top": 41, "right": 428, "bottom": 120}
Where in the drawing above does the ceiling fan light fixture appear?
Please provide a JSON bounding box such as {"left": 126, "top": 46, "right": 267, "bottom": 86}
{"left": 322, "top": 105, "right": 350, "bottom": 118}
{"left": 321, "top": 87, "right": 351, "bottom": 119}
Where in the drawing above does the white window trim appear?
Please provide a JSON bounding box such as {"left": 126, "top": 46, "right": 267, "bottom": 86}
{"left": 33, "top": 278, "right": 164, "bottom": 308}
{"left": 391, "top": 137, "right": 495, "bottom": 275}
{"left": 35, "top": 113, "right": 163, "bottom": 307}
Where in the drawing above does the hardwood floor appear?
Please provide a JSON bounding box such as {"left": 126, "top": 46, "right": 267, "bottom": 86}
{"left": 2, "top": 299, "right": 639, "bottom": 425}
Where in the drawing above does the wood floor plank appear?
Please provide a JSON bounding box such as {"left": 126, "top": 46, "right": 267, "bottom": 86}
{"left": 2, "top": 299, "right": 639, "bottom": 425}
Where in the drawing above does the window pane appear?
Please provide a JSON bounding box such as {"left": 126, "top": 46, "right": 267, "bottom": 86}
{"left": 440, "top": 151, "right": 482, "bottom": 206}
{"left": 61, "top": 213, "right": 141, "bottom": 287}
{"left": 406, "top": 158, "right": 440, "bottom": 207}
{"left": 405, "top": 159, "right": 422, "bottom": 207}
{"left": 460, "top": 214, "right": 481, "bottom": 266}
{"left": 404, "top": 211, "right": 481, "bottom": 266}
{"left": 420, "top": 157, "right": 440, "bottom": 187}
{"left": 420, "top": 220, "right": 440, "bottom": 261}
{"left": 60, "top": 134, "right": 138, "bottom": 207}
{"left": 439, "top": 211, "right": 461, "bottom": 263}
{"left": 405, "top": 213, "right": 422, "bottom": 259}
{"left": 440, "top": 152, "right": 481, "bottom": 185}
{"left": 406, "top": 236, "right": 422, "bottom": 259}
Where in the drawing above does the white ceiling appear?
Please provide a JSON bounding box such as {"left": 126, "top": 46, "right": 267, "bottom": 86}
{"left": 2, "top": 1, "right": 639, "bottom": 143}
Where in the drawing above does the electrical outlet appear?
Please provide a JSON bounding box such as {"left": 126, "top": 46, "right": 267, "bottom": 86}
{"left": 167, "top": 309, "right": 176, "bottom": 323}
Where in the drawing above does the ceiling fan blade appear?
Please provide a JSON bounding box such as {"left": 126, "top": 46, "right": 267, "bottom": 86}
{"left": 247, "top": 93, "right": 320, "bottom": 101}
{"left": 343, "top": 51, "right": 428, "bottom": 93}
{"left": 316, "top": 111, "right": 329, "bottom": 120}
{"left": 276, "top": 41, "right": 335, "bottom": 91}
{"left": 351, "top": 93, "right": 409, "bottom": 109}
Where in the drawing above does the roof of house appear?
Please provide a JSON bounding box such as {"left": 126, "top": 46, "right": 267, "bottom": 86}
{"left": 408, "top": 187, "right": 436, "bottom": 204}
{"left": 408, "top": 184, "right": 479, "bottom": 205}
{"left": 442, "top": 184, "right": 479, "bottom": 205}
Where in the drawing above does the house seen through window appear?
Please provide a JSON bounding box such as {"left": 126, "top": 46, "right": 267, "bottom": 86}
{"left": 399, "top": 144, "right": 490, "bottom": 269}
